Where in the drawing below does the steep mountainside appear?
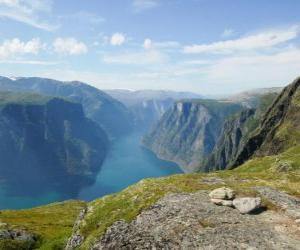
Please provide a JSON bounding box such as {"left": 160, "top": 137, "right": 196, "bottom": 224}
{"left": 231, "top": 77, "right": 300, "bottom": 168}
{"left": 204, "top": 92, "right": 279, "bottom": 171}
{"left": 0, "top": 77, "right": 133, "bottom": 138}
{"left": 105, "top": 89, "right": 202, "bottom": 128}
{"left": 0, "top": 92, "right": 108, "bottom": 195}
{"left": 143, "top": 100, "right": 242, "bottom": 172}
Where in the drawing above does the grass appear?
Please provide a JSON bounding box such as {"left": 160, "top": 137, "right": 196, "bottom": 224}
{"left": 0, "top": 146, "right": 299, "bottom": 249}
{"left": 0, "top": 200, "right": 86, "bottom": 250}
{"left": 77, "top": 145, "right": 300, "bottom": 249}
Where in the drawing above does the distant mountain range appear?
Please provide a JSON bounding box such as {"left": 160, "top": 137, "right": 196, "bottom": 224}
{"left": 0, "top": 76, "right": 133, "bottom": 138}
{"left": 105, "top": 89, "right": 202, "bottom": 128}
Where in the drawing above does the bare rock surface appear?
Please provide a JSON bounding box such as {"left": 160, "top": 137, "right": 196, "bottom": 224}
{"left": 256, "top": 186, "right": 300, "bottom": 220}
{"left": 92, "top": 191, "right": 300, "bottom": 250}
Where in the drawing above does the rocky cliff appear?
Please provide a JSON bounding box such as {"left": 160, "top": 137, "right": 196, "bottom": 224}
{"left": 0, "top": 92, "right": 108, "bottom": 195}
{"left": 204, "top": 92, "right": 278, "bottom": 171}
{"left": 0, "top": 77, "right": 133, "bottom": 138}
{"left": 231, "top": 77, "right": 300, "bottom": 168}
{"left": 143, "top": 100, "right": 242, "bottom": 172}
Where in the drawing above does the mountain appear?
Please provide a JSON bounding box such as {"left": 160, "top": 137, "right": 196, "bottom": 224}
{"left": 143, "top": 99, "right": 242, "bottom": 172}
{"left": 0, "top": 91, "right": 108, "bottom": 195}
{"left": 105, "top": 89, "right": 202, "bottom": 128}
{"left": 204, "top": 92, "right": 279, "bottom": 171}
{"left": 1, "top": 78, "right": 300, "bottom": 250}
{"left": 231, "top": 76, "right": 300, "bottom": 168}
{"left": 0, "top": 76, "right": 133, "bottom": 138}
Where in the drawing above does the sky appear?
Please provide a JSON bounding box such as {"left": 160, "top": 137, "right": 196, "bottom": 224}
{"left": 0, "top": 0, "right": 300, "bottom": 95}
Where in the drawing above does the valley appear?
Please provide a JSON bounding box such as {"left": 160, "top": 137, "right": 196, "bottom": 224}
{"left": 0, "top": 76, "right": 299, "bottom": 249}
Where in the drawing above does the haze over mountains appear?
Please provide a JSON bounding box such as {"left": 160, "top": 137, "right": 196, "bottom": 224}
{"left": 105, "top": 89, "right": 202, "bottom": 128}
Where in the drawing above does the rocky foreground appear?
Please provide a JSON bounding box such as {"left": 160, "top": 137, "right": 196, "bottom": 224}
{"left": 90, "top": 187, "right": 300, "bottom": 250}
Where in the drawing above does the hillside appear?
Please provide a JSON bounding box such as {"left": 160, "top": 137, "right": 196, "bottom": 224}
{"left": 204, "top": 92, "right": 279, "bottom": 171}
{"left": 0, "top": 145, "right": 299, "bottom": 249}
{"left": 0, "top": 91, "right": 108, "bottom": 197}
{"left": 143, "top": 99, "right": 242, "bottom": 172}
{"left": 232, "top": 77, "right": 300, "bottom": 168}
{"left": 0, "top": 77, "right": 133, "bottom": 138}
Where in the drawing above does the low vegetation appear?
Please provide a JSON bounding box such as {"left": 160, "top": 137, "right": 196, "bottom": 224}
{"left": 0, "top": 200, "right": 85, "bottom": 250}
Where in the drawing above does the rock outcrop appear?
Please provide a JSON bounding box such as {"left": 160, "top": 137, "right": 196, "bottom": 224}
{"left": 92, "top": 191, "right": 300, "bottom": 249}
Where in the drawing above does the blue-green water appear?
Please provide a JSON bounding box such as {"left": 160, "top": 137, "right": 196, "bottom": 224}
{"left": 0, "top": 132, "right": 182, "bottom": 209}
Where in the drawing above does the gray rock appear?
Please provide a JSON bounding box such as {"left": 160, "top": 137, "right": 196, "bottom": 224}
{"left": 65, "top": 207, "right": 87, "bottom": 250}
{"left": 92, "top": 191, "right": 300, "bottom": 249}
{"left": 209, "top": 187, "right": 235, "bottom": 200}
{"left": 210, "top": 198, "right": 233, "bottom": 207}
{"left": 233, "top": 197, "right": 262, "bottom": 214}
{"left": 0, "top": 229, "right": 36, "bottom": 241}
{"left": 256, "top": 186, "right": 300, "bottom": 220}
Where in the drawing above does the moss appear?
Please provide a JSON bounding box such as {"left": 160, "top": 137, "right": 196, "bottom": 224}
{"left": 0, "top": 200, "right": 86, "bottom": 250}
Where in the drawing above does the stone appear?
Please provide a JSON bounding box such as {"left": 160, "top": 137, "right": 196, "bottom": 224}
{"left": 92, "top": 191, "right": 300, "bottom": 249}
{"left": 210, "top": 198, "right": 233, "bottom": 207}
{"left": 233, "top": 197, "right": 262, "bottom": 214}
{"left": 209, "top": 187, "right": 235, "bottom": 200}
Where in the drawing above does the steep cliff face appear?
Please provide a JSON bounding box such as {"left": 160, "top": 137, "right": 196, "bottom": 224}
{"left": 0, "top": 77, "right": 133, "bottom": 138}
{"left": 231, "top": 77, "right": 300, "bottom": 168}
{"left": 204, "top": 92, "right": 278, "bottom": 171}
{"left": 143, "top": 100, "right": 242, "bottom": 172}
{"left": 105, "top": 89, "right": 202, "bottom": 129}
{"left": 0, "top": 92, "right": 108, "bottom": 195}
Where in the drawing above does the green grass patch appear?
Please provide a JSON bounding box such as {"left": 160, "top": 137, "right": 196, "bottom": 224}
{"left": 0, "top": 200, "right": 86, "bottom": 250}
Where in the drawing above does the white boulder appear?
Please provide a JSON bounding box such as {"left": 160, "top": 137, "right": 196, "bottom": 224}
{"left": 209, "top": 187, "right": 235, "bottom": 200}
{"left": 233, "top": 197, "right": 262, "bottom": 214}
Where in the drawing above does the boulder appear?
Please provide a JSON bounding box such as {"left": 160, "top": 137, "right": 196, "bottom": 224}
{"left": 210, "top": 198, "right": 233, "bottom": 207}
{"left": 209, "top": 187, "right": 235, "bottom": 200}
{"left": 233, "top": 197, "right": 261, "bottom": 214}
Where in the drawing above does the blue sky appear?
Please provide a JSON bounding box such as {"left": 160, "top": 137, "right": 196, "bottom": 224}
{"left": 0, "top": 0, "right": 300, "bottom": 94}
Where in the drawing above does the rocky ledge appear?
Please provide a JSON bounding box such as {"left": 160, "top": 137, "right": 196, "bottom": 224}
{"left": 92, "top": 190, "right": 300, "bottom": 249}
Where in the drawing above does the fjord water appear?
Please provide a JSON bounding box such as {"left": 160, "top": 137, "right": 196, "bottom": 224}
{"left": 0, "top": 131, "right": 182, "bottom": 209}
{"left": 78, "top": 131, "right": 182, "bottom": 200}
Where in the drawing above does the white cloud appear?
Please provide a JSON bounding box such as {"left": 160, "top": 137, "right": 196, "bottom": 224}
{"left": 53, "top": 38, "right": 88, "bottom": 55}
{"left": 132, "top": 0, "right": 160, "bottom": 12}
{"left": 0, "top": 59, "right": 62, "bottom": 65}
{"left": 0, "top": 0, "right": 57, "bottom": 31}
{"left": 143, "top": 38, "right": 180, "bottom": 50}
{"left": 0, "top": 38, "right": 44, "bottom": 59}
{"left": 66, "top": 11, "right": 105, "bottom": 25}
{"left": 184, "top": 26, "right": 299, "bottom": 54}
{"left": 143, "top": 38, "right": 152, "bottom": 49}
{"left": 205, "top": 48, "right": 300, "bottom": 85}
{"left": 221, "top": 28, "right": 235, "bottom": 38}
{"left": 110, "top": 33, "right": 126, "bottom": 46}
{"left": 103, "top": 50, "right": 167, "bottom": 65}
